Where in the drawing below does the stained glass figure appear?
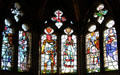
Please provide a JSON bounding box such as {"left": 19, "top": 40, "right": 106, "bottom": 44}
{"left": 11, "top": 2, "right": 23, "bottom": 22}
{"left": 61, "top": 27, "right": 77, "bottom": 73}
{"left": 1, "top": 19, "right": 14, "bottom": 70}
{"left": 104, "top": 27, "right": 118, "bottom": 71}
{"left": 94, "top": 4, "right": 108, "bottom": 24}
{"left": 41, "top": 27, "right": 57, "bottom": 74}
{"left": 86, "top": 32, "right": 100, "bottom": 73}
{"left": 51, "top": 10, "right": 66, "bottom": 29}
{"left": 18, "top": 29, "right": 31, "bottom": 72}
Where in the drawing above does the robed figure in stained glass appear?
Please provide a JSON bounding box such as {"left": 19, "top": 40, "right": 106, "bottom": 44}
{"left": 104, "top": 27, "right": 118, "bottom": 70}
{"left": 18, "top": 24, "right": 31, "bottom": 72}
{"left": 105, "top": 28, "right": 117, "bottom": 60}
{"left": 1, "top": 19, "right": 14, "bottom": 70}
{"left": 18, "top": 32, "right": 31, "bottom": 72}
{"left": 61, "top": 27, "right": 77, "bottom": 73}
{"left": 86, "top": 31, "right": 100, "bottom": 73}
{"left": 41, "top": 27, "right": 57, "bottom": 74}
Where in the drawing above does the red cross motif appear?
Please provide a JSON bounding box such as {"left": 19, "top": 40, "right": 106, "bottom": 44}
{"left": 51, "top": 10, "right": 66, "bottom": 23}
{"left": 51, "top": 10, "right": 66, "bottom": 29}
{"left": 56, "top": 10, "right": 62, "bottom": 20}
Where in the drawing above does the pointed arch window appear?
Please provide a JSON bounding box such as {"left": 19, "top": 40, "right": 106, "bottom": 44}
{"left": 103, "top": 20, "right": 118, "bottom": 71}
{"left": 87, "top": 2, "right": 119, "bottom": 73}
{"left": 86, "top": 25, "right": 100, "bottom": 73}
{"left": 0, "top": 2, "right": 32, "bottom": 72}
{"left": 39, "top": 9, "right": 78, "bottom": 75}
{"left": 61, "top": 27, "right": 77, "bottom": 73}
{"left": 40, "top": 27, "right": 57, "bottom": 74}
{"left": 18, "top": 24, "right": 32, "bottom": 72}
{"left": 1, "top": 19, "right": 14, "bottom": 70}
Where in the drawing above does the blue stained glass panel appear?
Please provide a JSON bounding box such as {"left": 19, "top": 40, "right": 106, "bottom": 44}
{"left": 104, "top": 27, "right": 118, "bottom": 71}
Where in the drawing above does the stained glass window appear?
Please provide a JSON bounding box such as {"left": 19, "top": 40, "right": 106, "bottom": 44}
{"left": 40, "top": 27, "right": 57, "bottom": 74}
{"left": 104, "top": 26, "right": 118, "bottom": 71}
{"left": 11, "top": 2, "right": 23, "bottom": 22}
{"left": 18, "top": 24, "right": 31, "bottom": 72}
{"left": 61, "top": 27, "right": 77, "bottom": 73}
{"left": 94, "top": 4, "right": 108, "bottom": 24}
{"left": 86, "top": 31, "right": 100, "bottom": 73}
{"left": 1, "top": 19, "right": 14, "bottom": 70}
{"left": 51, "top": 10, "right": 66, "bottom": 29}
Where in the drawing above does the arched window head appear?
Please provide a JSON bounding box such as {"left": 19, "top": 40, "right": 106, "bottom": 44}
{"left": 88, "top": 25, "right": 96, "bottom": 32}
{"left": 14, "top": 2, "right": 21, "bottom": 10}
{"left": 51, "top": 10, "right": 66, "bottom": 29}
{"left": 4, "top": 19, "right": 11, "bottom": 26}
{"left": 96, "top": 4, "right": 108, "bottom": 15}
{"left": 96, "top": 4, "right": 104, "bottom": 11}
{"left": 22, "top": 24, "right": 29, "bottom": 31}
{"left": 64, "top": 27, "right": 73, "bottom": 35}
{"left": 61, "top": 27, "right": 77, "bottom": 73}
{"left": 106, "top": 20, "right": 115, "bottom": 28}
{"left": 40, "top": 27, "right": 57, "bottom": 74}
{"left": 44, "top": 27, "right": 54, "bottom": 34}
